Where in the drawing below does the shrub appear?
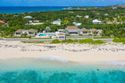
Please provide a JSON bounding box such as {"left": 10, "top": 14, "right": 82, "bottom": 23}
{"left": 79, "top": 38, "right": 105, "bottom": 44}
{"left": 113, "top": 38, "right": 125, "bottom": 44}
{"left": 62, "top": 39, "right": 78, "bottom": 43}
{"left": 51, "top": 39, "right": 61, "bottom": 44}
{"left": 51, "top": 39, "right": 105, "bottom": 44}
{"left": 92, "top": 40, "right": 105, "bottom": 44}
{"left": 79, "top": 39, "right": 93, "bottom": 44}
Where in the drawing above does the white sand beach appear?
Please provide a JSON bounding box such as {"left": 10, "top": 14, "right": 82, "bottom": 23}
{"left": 0, "top": 40, "right": 125, "bottom": 65}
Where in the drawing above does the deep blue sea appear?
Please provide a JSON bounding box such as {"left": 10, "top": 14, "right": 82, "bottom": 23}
{"left": 0, "top": 6, "right": 67, "bottom": 14}
{"left": 0, "top": 58, "right": 125, "bottom": 83}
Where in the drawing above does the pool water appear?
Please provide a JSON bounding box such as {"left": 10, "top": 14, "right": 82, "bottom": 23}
{"left": 39, "top": 34, "right": 47, "bottom": 36}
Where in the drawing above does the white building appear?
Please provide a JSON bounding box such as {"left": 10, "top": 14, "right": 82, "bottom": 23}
{"left": 92, "top": 19, "right": 102, "bottom": 24}
{"left": 80, "top": 28, "right": 102, "bottom": 36}
{"left": 76, "top": 15, "right": 82, "bottom": 18}
{"left": 52, "top": 19, "right": 61, "bottom": 26}
{"left": 84, "top": 15, "right": 89, "bottom": 19}
{"left": 65, "top": 26, "right": 80, "bottom": 35}
{"left": 104, "top": 13, "right": 109, "bottom": 16}
{"left": 73, "top": 22, "right": 82, "bottom": 26}
{"left": 24, "top": 16, "right": 33, "bottom": 19}
{"left": 55, "top": 32, "right": 66, "bottom": 40}
{"left": 14, "top": 29, "right": 37, "bottom": 37}
{"left": 26, "top": 20, "right": 43, "bottom": 25}
{"left": 58, "top": 29, "right": 65, "bottom": 33}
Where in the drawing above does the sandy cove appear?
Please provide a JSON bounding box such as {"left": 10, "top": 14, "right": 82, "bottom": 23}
{"left": 0, "top": 40, "right": 125, "bottom": 65}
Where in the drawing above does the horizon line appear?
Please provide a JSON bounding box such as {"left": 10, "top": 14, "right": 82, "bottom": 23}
{"left": 0, "top": 4, "right": 124, "bottom": 7}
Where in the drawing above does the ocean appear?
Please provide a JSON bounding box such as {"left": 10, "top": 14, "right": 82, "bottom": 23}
{"left": 0, "top": 6, "right": 66, "bottom": 14}
{"left": 0, "top": 58, "right": 125, "bottom": 83}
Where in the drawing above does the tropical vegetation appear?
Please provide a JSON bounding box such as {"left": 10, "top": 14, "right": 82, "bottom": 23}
{"left": 51, "top": 39, "right": 105, "bottom": 44}
{"left": 0, "top": 6, "right": 125, "bottom": 38}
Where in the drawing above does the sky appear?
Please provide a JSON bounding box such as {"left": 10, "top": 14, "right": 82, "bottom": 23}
{"left": 0, "top": 0, "right": 125, "bottom": 6}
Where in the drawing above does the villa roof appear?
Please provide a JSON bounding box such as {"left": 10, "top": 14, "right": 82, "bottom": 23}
{"left": 91, "top": 29, "right": 98, "bottom": 32}
{"left": 16, "top": 29, "right": 22, "bottom": 32}
{"left": 57, "top": 32, "right": 65, "bottom": 35}
{"left": 28, "top": 29, "right": 37, "bottom": 32}
{"left": 92, "top": 19, "right": 102, "bottom": 23}
{"left": 58, "top": 29, "right": 65, "bottom": 32}
{"left": 66, "top": 26, "right": 79, "bottom": 30}
{"left": 0, "top": 20, "right": 6, "bottom": 24}
{"left": 15, "top": 29, "right": 24, "bottom": 33}
{"left": 15, "top": 29, "right": 37, "bottom": 33}
{"left": 82, "top": 28, "right": 89, "bottom": 32}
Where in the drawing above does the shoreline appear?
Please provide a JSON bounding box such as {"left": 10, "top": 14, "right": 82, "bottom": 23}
{"left": 0, "top": 40, "right": 125, "bottom": 65}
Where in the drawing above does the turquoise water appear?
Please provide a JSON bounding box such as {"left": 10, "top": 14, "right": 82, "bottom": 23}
{"left": 1, "top": 69, "right": 125, "bottom": 83}
{"left": 38, "top": 33, "right": 55, "bottom": 37}
{"left": 0, "top": 58, "right": 125, "bottom": 83}
{"left": 39, "top": 34, "right": 47, "bottom": 36}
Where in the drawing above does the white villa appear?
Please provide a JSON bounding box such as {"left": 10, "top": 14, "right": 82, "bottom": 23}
{"left": 65, "top": 26, "right": 102, "bottom": 36}
{"left": 76, "top": 15, "right": 82, "bottom": 18}
{"left": 65, "top": 26, "right": 80, "bottom": 35}
{"left": 52, "top": 19, "right": 61, "bottom": 26}
{"left": 14, "top": 29, "right": 37, "bottom": 37}
{"left": 58, "top": 29, "right": 66, "bottom": 33}
{"left": 24, "top": 16, "right": 33, "bottom": 19}
{"left": 84, "top": 15, "right": 89, "bottom": 19}
{"left": 55, "top": 32, "right": 66, "bottom": 40}
{"left": 73, "top": 22, "right": 82, "bottom": 26}
{"left": 92, "top": 19, "right": 102, "bottom": 24}
{"left": 26, "top": 20, "right": 43, "bottom": 25}
{"left": 104, "top": 13, "right": 109, "bottom": 16}
{"left": 0, "top": 20, "right": 7, "bottom": 26}
{"left": 81, "top": 28, "right": 102, "bottom": 36}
